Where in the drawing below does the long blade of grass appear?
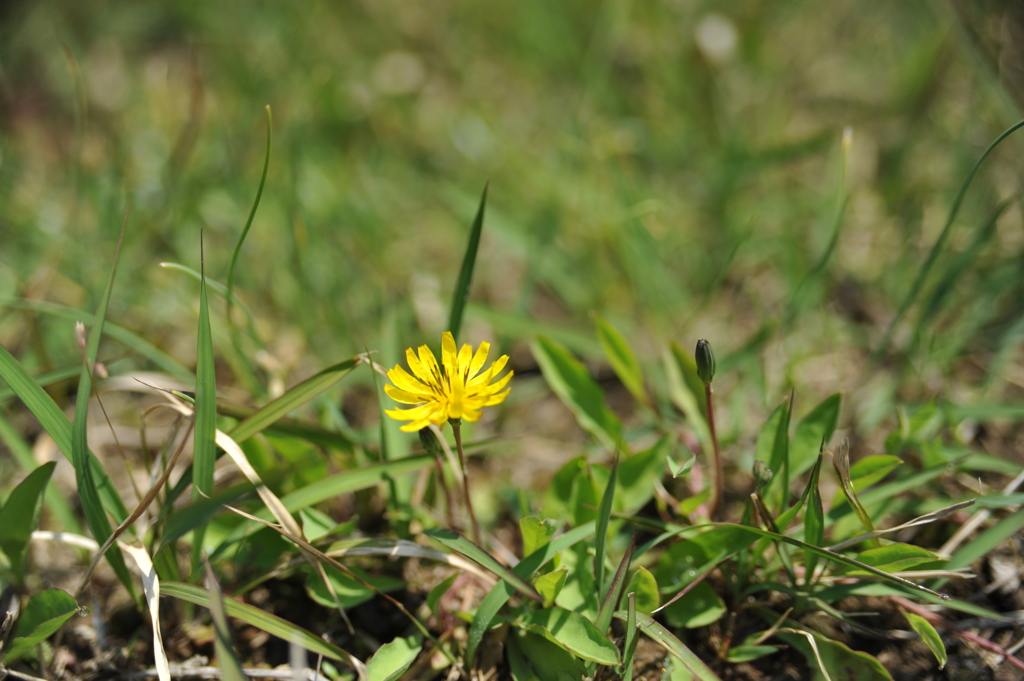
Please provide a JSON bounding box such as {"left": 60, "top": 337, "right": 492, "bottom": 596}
{"left": 447, "top": 182, "right": 487, "bottom": 342}
{"left": 594, "top": 452, "right": 619, "bottom": 593}
{"left": 226, "top": 105, "right": 272, "bottom": 329}
{"left": 160, "top": 263, "right": 260, "bottom": 338}
{"left": 3, "top": 299, "right": 192, "bottom": 381}
{"left": 622, "top": 592, "right": 638, "bottom": 681}
{"left": 803, "top": 447, "right": 825, "bottom": 585}
{"left": 72, "top": 208, "right": 135, "bottom": 596}
{"left": 596, "top": 527, "right": 634, "bottom": 634}
{"left": 0, "top": 366, "right": 82, "bottom": 405}
{"left": 875, "top": 119, "right": 1024, "bottom": 358}
{"left": 161, "top": 581, "right": 361, "bottom": 666}
{"left": 0, "top": 343, "right": 125, "bottom": 519}
{"left": 616, "top": 611, "right": 721, "bottom": 681}
{"left": 204, "top": 559, "right": 247, "bottom": 681}
{"left": 465, "top": 521, "right": 596, "bottom": 665}
{"left": 191, "top": 235, "right": 218, "bottom": 578}
{"left": 946, "top": 507, "right": 1024, "bottom": 571}
{"left": 229, "top": 358, "right": 359, "bottom": 443}
{"left": 424, "top": 528, "right": 540, "bottom": 601}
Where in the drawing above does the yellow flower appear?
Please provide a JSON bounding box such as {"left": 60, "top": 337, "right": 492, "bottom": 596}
{"left": 384, "top": 332, "right": 513, "bottom": 432}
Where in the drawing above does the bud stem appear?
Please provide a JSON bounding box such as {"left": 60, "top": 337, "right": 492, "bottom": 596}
{"left": 451, "top": 421, "right": 482, "bottom": 545}
{"left": 705, "top": 383, "right": 724, "bottom": 521}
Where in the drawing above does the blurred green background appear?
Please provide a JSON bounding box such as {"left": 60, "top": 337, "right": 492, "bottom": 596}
{"left": 2, "top": 0, "right": 1023, "bottom": 450}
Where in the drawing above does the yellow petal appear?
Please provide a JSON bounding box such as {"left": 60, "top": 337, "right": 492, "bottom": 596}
{"left": 388, "top": 365, "right": 433, "bottom": 396}
{"left": 483, "top": 387, "right": 511, "bottom": 406}
{"left": 418, "top": 345, "right": 445, "bottom": 389}
{"left": 441, "top": 332, "right": 458, "bottom": 380}
{"left": 468, "top": 342, "right": 490, "bottom": 378}
{"left": 384, "top": 383, "right": 431, "bottom": 405}
{"left": 457, "top": 344, "right": 473, "bottom": 380}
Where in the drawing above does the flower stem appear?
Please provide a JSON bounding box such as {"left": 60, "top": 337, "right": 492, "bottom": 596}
{"left": 705, "top": 383, "right": 723, "bottom": 521}
{"left": 451, "top": 420, "right": 481, "bottom": 545}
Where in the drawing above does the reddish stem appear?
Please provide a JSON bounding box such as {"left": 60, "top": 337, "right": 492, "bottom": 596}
{"left": 705, "top": 383, "right": 724, "bottom": 521}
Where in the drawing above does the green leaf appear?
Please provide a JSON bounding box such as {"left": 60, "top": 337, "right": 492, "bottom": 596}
{"left": 5, "top": 589, "right": 79, "bottom": 662}
{"left": 661, "top": 581, "right": 726, "bottom": 629}
{"left": 594, "top": 455, "right": 619, "bottom": 593}
{"left": 803, "top": 450, "right": 826, "bottom": 584}
{"left": 592, "top": 312, "right": 648, "bottom": 406}
{"left": 848, "top": 455, "right": 902, "bottom": 491}
{"left": 849, "top": 544, "right": 939, "bottom": 573}
{"left": 448, "top": 183, "right": 488, "bottom": 342}
{"left": 512, "top": 630, "right": 585, "bottom": 681}
{"left": 426, "top": 574, "right": 458, "bottom": 619}
{"left": 520, "top": 516, "right": 559, "bottom": 558}
{"left": 365, "top": 634, "right": 422, "bottom": 681}
{"left": 616, "top": 611, "right": 721, "bottom": 681}
{"left": 531, "top": 337, "right": 621, "bottom": 449}
{"left": 619, "top": 437, "right": 668, "bottom": 512}
{"left": 790, "top": 394, "right": 840, "bottom": 479}
{"left": 596, "top": 528, "right": 634, "bottom": 634}
{"left": 0, "top": 462, "right": 55, "bottom": 580}
{"left": 902, "top": 612, "right": 946, "bottom": 669}
{"left": 533, "top": 567, "right": 568, "bottom": 607}
{"left": 424, "top": 528, "right": 540, "bottom": 601}
{"left": 779, "top": 629, "right": 892, "bottom": 681}
{"left": 71, "top": 220, "right": 135, "bottom": 597}
{"left": 624, "top": 567, "right": 659, "bottom": 615}
{"left": 622, "top": 592, "right": 638, "bottom": 681}
{"left": 229, "top": 359, "right": 359, "bottom": 443}
{"left": 205, "top": 562, "right": 246, "bottom": 681}
{"left": 306, "top": 566, "right": 404, "bottom": 609}
{"left": 756, "top": 399, "right": 791, "bottom": 511}
{"left": 192, "top": 243, "right": 218, "bottom": 577}
{"left": 161, "top": 581, "right": 357, "bottom": 663}
{"left": 726, "top": 645, "right": 778, "bottom": 663}
{"left": 465, "top": 522, "right": 596, "bottom": 665}
{"left": 523, "top": 607, "right": 619, "bottom": 665}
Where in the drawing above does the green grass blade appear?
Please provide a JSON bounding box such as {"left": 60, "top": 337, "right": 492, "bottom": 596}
{"left": 424, "top": 528, "right": 540, "bottom": 601}
{"left": 0, "top": 365, "right": 82, "bottom": 405}
{"left": 228, "top": 358, "right": 358, "bottom": 443}
{"left": 803, "top": 449, "right": 825, "bottom": 585}
{"left": 618, "top": 611, "right": 721, "bottom": 681}
{"left": 192, "top": 238, "right": 218, "bottom": 578}
{"left": 226, "top": 105, "right": 272, "bottom": 327}
{"left": 596, "top": 527, "right": 634, "bottom": 634}
{"left": 447, "top": 182, "right": 487, "bottom": 342}
{"left": 876, "top": 118, "right": 1024, "bottom": 358}
{"left": 161, "top": 581, "right": 359, "bottom": 664}
{"left": 465, "top": 521, "right": 596, "bottom": 665}
{"left": 3, "top": 299, "right": 192, "bottom": 381}
{"left": 204, "top": 561, "right": 247, "bottom": 681}
{"left": 0, "top": 343, "right": 126, "bottom": 521}
{"left": 622, "top": 592, "right": 637, "bottom": 681}
{"left": 72, "top": 212, "right": 135, "bottom": 596}
{"left": 947, "top": 507, "right": 1024, "bottom": 571}
{"left": 0, "top": 461, "right": 55, "bottom": 581}
{"left": 594, "top": 452, "right": 619, "bottom": 593}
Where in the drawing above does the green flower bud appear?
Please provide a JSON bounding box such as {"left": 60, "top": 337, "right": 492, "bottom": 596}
{"left": 418, "top": 427, "right": 443, "bottom": 457}
{"left": 695, "top": 339, "right": 716, "bottom": 385}
{"left": 753, "top": 461, "right": 773, "bottom": 489}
